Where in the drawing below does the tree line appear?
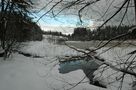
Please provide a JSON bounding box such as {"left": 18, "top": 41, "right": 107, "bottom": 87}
{"left": 43, "top": 31, "right": 68, "bottom": 37}
{"left": 68, "top": 25, "right": 136, "bottom": 41}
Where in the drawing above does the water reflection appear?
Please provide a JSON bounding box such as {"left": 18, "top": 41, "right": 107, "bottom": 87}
{"left": 59, "top": 60, "right": 107, "bottom": 88}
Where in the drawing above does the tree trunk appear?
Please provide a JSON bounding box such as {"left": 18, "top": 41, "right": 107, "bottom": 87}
{"left": 1, "top": 0, "right": 5, "bottom": 12}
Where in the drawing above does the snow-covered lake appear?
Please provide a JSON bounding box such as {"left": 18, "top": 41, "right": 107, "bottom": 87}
{"left": 0, "top": 36, "right": 135, "bottom": 90}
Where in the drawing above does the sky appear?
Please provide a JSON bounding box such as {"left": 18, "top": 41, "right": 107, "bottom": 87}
{"left": 31, "top": 0, "right": 135, "bottom": 34}
{"left": 34, "top": 11, "right": 93, "bottom": 34}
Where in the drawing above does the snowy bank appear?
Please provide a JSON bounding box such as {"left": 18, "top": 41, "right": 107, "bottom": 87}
{"left": 0, "top": 36, "right": 107, "bottom": 90}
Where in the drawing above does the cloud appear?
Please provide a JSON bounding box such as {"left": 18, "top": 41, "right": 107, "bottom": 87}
{"left": 40, "top": 25, "right": 75, "bottom": 34}
{"left": 32, "top": 0, "right": 135, "bottom": 34}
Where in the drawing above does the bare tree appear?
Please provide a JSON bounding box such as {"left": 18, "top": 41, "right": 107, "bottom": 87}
{"left": 0, "top": 0, "right": 33, "bottom": 59}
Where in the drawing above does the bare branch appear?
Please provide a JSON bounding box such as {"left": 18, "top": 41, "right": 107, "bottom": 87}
{"left": 95, "top": 26, "right": 136, "bottom": 51}
{"left": 98, "top": 0, "right": 129, "bottom": 29}
{"left": 36, "top": 0, "right": 63, "bottom": 22}
{"left": 64, "top": 27, "right": 136, "bottom": 77}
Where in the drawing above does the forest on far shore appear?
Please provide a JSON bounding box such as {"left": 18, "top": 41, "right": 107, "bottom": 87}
{"left": 43, "top": 25, "right": 136, "bottom": 41}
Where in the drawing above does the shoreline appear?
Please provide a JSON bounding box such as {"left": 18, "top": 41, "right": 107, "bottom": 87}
{"left": 65, "top": 40, "right": 136, "bottom": 49}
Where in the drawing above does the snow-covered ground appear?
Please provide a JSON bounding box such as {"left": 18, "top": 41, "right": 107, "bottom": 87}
{"left": 0, "top": 35, "right": 135, "bottom": 90}
{"left": 93, "top": 47, "right": 136, "bottom": 90}
{"left": 0, "top": 36, "right": 106, "bottom": 90}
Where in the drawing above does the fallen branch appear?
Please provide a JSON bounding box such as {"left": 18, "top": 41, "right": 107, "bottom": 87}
{"left": 65, "top": 43, "right": 136, "bottom": 77}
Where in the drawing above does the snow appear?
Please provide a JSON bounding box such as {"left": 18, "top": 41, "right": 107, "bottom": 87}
{"left": 0, "top": 36, "right": 106, "bottom": 90}
{"left": 0, "top": 55, "right": 106, "bottom": 90}
{"left": 93, "top": 47, "right": 136, "bottom": 90}
{"left": 21, "top": 37, "right": 80, "bottom": 57}
{"left": 0, "top": 35, "right": 135, "bottom": 90}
